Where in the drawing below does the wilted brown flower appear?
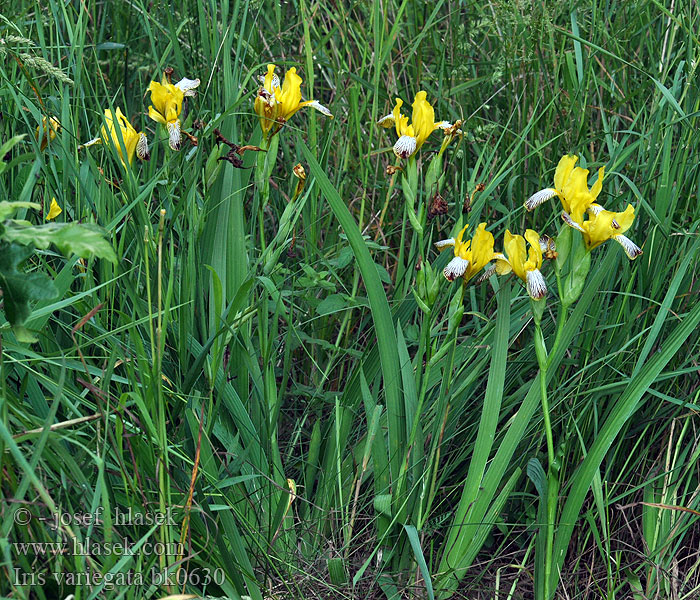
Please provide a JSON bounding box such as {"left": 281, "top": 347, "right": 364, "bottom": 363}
{"left": 539, "top": 235, "right": 558, "bottom": 260}
{"left": 292, "top": 164, "right": 306, "bottom": 199}
{"left": 215, "top": 128, "right": 265, "bottom": 168}
{"left": 442, "top": 119, "right": 464, "bottom": 137}
{"left": 463, "top": 182, "right": 485, "bottom": 212}
{"left": 427, "top": 192, "right": 449, "bottom": 220}
{"left": 293, "top": 163, "right": 306, "bottom": 181}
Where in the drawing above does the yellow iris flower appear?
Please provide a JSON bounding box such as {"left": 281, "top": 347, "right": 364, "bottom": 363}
{"left": 378, "top": 91, "right": 452, "bottom": 158}
{"left": 525, "top": 154, "right": 605, "bottom": 224}
{"left": 104, "top": 108, "right": 150, "bottom": 167}
{"left": 434, "top": 222, "right": 495, "bottom": 282}
{"left": 565, "top": 204, "right": 642, "bottom": 259}
{"left": 36, "top": 116, "right": 60, "bottom": 151}
{"left": 492, "top": 230, "right": 547, "bottom": 300}
{"left": 253, "top": 64, "right": 332, "bottom": 137}
{"left": 147, "top": 73, "right": 200, "bottom": 150}
{"left": 46, "top": 198, "right": 62, "bottom": 220}
{"left": 84, "top": 108, "right": 150, "bottom": 168}
{"left": 525, "top": 153, "right": 642, "bottom": 260}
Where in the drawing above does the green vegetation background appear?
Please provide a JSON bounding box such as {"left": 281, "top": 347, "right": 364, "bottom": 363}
{"left": 1, "top": 1, "right": 699, "bottom": 599}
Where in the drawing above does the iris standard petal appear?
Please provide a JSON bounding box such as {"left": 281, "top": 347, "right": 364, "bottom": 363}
{"left": 524, "top": 229, "right": 544, "bottom": 270}
{"left": 499, "top": 229, "right": 546, "bottom": 298}
{"left": 148, "top": 104, "right": 167, "bottom": 125}
{"left": 562, "top": 167, "right": 592, "bottom": 221}
{"left": 261, "top": 64, "right": 280, "bottom": 93}
{"left": 148, "top": 80, "right": 183, "bottom": 125}
{"left": 276, "top": 67, "right": 304, "bottom": 119}
{"left": 469, "top": 223, "right": 496, "bottom": 274}
{"left": 503, "top": 230, "right": 528, "bottom": 281}
{"left": 589, "top": 167, "right": 605, "bottom": 200}
{"left": 553, "top": 154, "right": 578, "bottom": 192}
{"left": 411, "top": 91, "right": 436, "bottom": 148}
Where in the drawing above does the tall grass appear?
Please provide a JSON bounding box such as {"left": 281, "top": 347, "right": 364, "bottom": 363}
{"left": 1, "top": 1, "right": 699, "bottom": 599}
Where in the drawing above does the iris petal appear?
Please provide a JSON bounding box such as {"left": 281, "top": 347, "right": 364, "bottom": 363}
{"left": 526, "top": 269, "right": 547, "bottom": 299}
{"left": 443, "top": 256, "right": 470, "bottom": 281}
{"left": 393, "top": 135, "right": 417, "bottom": 159}
{"left": 525, "top": 188, "right": 557, "bottom": 211}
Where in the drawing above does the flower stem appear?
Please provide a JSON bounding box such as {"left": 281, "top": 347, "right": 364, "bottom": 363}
{"left": 546, "top": 302, "right": 569, "bottom": 370}
{"left": 255, "top": 135, "right": 278, "bottom": 251}
{"left": 535, "top": 325, "right": 555, "bottom": 600}
{"left": 376, "top": 158, "right": 401, "bottom": 237}
{"left": 536, "top": 345, "right": 555, "bottom": 470}
{"left": 533, "top": 301, "right": 567, "bottom": 600}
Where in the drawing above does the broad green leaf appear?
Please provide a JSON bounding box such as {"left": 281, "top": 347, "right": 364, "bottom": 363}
{"left": 316, "top": 293, "right": 349, "bottom": 315}
{"left": 3, "top": 222, "right": 117, "bottom": 262}
{"left": 0, "top": 242, "right": 58, "bottom": 327}
{"left": 0, "top": 201, "right": 40, "bottom": 220}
